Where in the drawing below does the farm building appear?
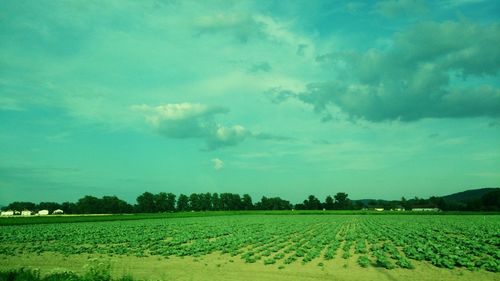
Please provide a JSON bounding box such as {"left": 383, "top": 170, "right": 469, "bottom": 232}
{"left": 374, "top": 208, "right": 384, "bottom": 212}
{"left": 412, "top": 207, "right": 440, "bottom": 212}
{"left": 52, "top": 209, "right": 64, "bottom": 215}
{"left": 21, "top": 210, "right": 32, "bottom": 216}
{"left": 1, "top": 210, "right": 14, "bottom": 216}
{"left": 38, "top": 210, "right": 49, "bottom": 215}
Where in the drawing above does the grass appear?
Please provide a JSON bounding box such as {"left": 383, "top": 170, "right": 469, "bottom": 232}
{"left": 0, "top": 268, "right": 137, "bottom": 281}
{"left": 1, "top": 252, "right": 498, "bottom": 281}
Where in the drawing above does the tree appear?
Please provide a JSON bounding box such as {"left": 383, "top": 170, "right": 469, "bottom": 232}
{"left": 401, "top": 197, "right": 412, "bottom": 210}
{"left": 76, "top": 196, "right": 101, "bottom": 214}
{"left": 37, "top": 202, "right": 62, "bottom": 213}
{"left": 166, "top": 193, "right": 177, "bottom": 212}
{"left": 154, "top": 192, "right": 176, "bottom": 212}
{"left": 324, "top": 196, "right": 335, "bottom": 210}
{"left": 211, "top": 193, "right": 222, "bottom": 211}
{"left": 61, "top": 202, "right": 77, "bottom": 214}
{"left": 481, "top": 189, "right": 500, "bottom": 211}
{"left": 220, "top": 193, "right": 232, "bottom": 210}
{"left": 100, "top": 196, "right": 132, "bottom": 214}
{"left": 177, "top": 194, "right": 189, "bottom": 211}
{"left": 242, "top": 194, "right": 253, "bottom": 210}
{"left": 304, "top": 195, "right": 321, "bottom": 210}
{"left": 229, "top": 193, "right": 242, "bottom": 210}
{"left": 255, "top": 196, "right": 292, "bottom": 210}
{"left": 294, "top": 203, "right": 306, "bottom": 210}
{"left": 189, "top": 193, "right": 202, "bottom": 211}
{"left": 200, "top": 193, "right": 212, "bottom": 211}
{"left": 136, "top": 192, "right": 156, "bottom": 213}
{"left": 333, "top": 192, "right": 351, "bottom": 210}
{"left": 6, "top": 201, "right": 36, "bottom": 211}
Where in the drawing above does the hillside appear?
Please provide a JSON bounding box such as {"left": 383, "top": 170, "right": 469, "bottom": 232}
{"left": 442, "top": 188, "right": 499, "bottom": 202}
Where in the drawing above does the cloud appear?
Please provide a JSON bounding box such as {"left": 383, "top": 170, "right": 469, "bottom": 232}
{"left": 211, "top": 158, "right": 224, "bottom": 170}
{"left": 278, "top": 20, "right": 500, "bottom": 122}
{"left": 133, "top": 103, "right": 294, "bottom": 149}
{"left": 194, "top": 12, "right": 315, "bottom": 57}
{"left": 194, "top": 13, "right": 262, "bottom": 42}
{"left": 438, "top": 0, "right": 486, "bottom": 8}
{"left": 248, "top": 62, "right": 272, "bottom": 73}
{"left": 376, "top": 0, "right": 428, "bottom": 18}
{"left": 132, "top": 103, "right": 249, "bottom": 150}
{"left": 251, "top": 132, "right": 295, "bottom": 141}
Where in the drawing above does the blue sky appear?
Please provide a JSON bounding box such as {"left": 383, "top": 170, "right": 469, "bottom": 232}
{"left": 1, "top": 0, "right": 499, "bottom": 204}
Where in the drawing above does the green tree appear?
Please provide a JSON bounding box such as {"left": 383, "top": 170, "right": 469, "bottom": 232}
{"left": 200, "top": 193, "right": 212, "bottom": 211}
{"left": 211, "top": 193, "right": 222, "bottom": 211}
{"left": 136, "top": 192, "right": 156, "bottom": 213}
{"left": 60, "top": 201, "right": 77, "bottom": 214}
{"left": 177, "top": 194, "right": 189, "bottom": 211}
{"left": 76, "top": 196, "right": 101, "bottom": 214}
{"left": 242, "top": 194, "right": 253, "bottom": 210}
{"left": 101, "top": 196, "right": 132, "bottom": 213}
{"left": 481, "top": 189, "right": 500, "bottom": 211}
{"left": 189, "top": 193, "right": 202, "bottom": 211}
{"left": 37, "top": 202, "right": 62, "bottom": 213}
{"left": 401, "top": 197, "right": 412, "bottom": 210}
{"left": 166, "top": 193, "right": 177, "bottom": 212}
{"left": 255, "top": 196, "right": 292, "bottom": 210}
{"left": 324, "top": 195, "right": 335, "bottom": 210}
{"left": 333, "top": 192, "right": 351, "bottom": 210}
{"left": 304, "top": 195, "right": 321, "bottom": 210}
{"left": 154, "top": 192, "right": 177, "bottom": 212}
{"left": 6, "top": 201, "right": 36, "bottom": 211}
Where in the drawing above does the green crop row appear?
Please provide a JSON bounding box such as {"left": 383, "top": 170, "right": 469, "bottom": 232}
{"left": 0, "top": 215, "right": 498, "bottom": 272}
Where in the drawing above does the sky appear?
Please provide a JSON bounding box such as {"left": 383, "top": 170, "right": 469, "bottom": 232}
{"left": 0, "top": 0, "right": 499, "bottom": 205}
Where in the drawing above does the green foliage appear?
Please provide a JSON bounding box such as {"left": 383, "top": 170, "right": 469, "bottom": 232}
{"left": 0, "top": 214, "right": 499, "bottom": 273}
{"left": 0, "top": 268, "right": 138, "bottom": 281}
{"left": 357, "top": 255, "right": 371, "bottom": 268}
{"left": 83, "top": 259, "right": 111, "bottom": 281}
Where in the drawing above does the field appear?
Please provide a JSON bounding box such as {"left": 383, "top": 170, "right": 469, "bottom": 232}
{"left": 0, "top": 213, "right": 499, "bottom": 281}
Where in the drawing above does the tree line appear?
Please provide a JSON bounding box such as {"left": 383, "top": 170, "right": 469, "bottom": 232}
{"left": 2, "top": 189, "right": 499, "bottom": 214}
{"left": 1, "top": 192, "right": 347, "bottom": 214}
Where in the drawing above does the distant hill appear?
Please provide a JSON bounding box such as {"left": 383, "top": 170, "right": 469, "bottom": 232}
{"left": 442, "top": 188, "right": 499, "bottom": 202}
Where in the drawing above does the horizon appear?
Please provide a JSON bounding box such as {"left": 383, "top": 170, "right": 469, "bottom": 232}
{"left": 1, "top": 187, "right": 496, "bottom": 207}
{"left": 1, "top": 1, "right": 499, "bottom": 205}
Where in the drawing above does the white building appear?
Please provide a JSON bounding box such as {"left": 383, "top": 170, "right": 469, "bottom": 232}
{"left": 52, "top": 209, "right": 64, "bottom": 215}
{"left": 1, "top": 210, "right": 14, "bottom": 216}
{"left": 21, "top": 210, "right": 32, "bottom": 216}
{"left": 412, "top": 208, "right": 440, "bottom": 212}
{"left": 38, "top": 209, "right": 49, "bottom": 215}
{"left": 374, "top": 208, "right": 384, "bottom": 212}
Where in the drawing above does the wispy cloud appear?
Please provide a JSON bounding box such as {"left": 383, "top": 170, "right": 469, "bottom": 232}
{"left": 376, "top": 0, "right": 429, "bottom": 18}
{"left": 211, "top": 158, "right": 224, "bottom": 170}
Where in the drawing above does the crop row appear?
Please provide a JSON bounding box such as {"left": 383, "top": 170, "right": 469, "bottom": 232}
{"left": 0, "top": 215, "right": 498, "bottom": 272}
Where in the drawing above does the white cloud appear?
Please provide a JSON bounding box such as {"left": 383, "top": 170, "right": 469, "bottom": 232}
{"left": 211, "top": 158, "right": 224, "bottom": 170}
{"left": 132, "top": 103, "right": 248, "bottom": 150}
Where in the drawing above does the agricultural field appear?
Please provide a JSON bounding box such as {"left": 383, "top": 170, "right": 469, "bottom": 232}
{"left": 0, "top": 214, "right": 499, "bottom": 281}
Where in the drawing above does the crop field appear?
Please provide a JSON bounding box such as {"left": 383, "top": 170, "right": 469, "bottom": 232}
{"left": 0, "top": 214, "right": 499, "bottom": 281}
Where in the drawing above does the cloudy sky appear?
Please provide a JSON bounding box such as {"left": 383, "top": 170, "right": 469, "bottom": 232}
{"left": 1, "top": 0, "right": 499, "bottom": 204}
